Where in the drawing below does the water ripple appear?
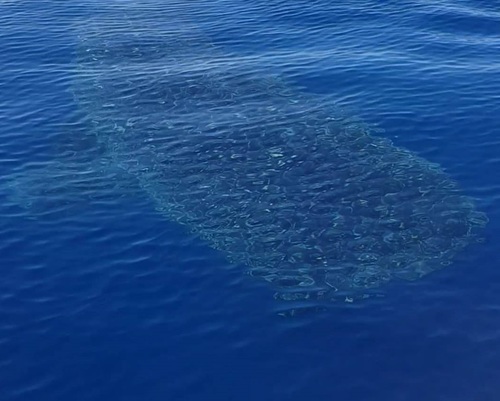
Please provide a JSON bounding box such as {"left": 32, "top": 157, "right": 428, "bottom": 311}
{"left": 0, "top": 0, "right": 499, "bottom": 400}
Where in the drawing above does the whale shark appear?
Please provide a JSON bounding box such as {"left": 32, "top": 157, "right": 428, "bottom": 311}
{"left": 6, "top": 7, "right": 487, "bottom": 307}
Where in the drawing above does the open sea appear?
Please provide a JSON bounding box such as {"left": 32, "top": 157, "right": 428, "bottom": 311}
{"left": 1, "top": 0, "right": 499, "bottom": 400}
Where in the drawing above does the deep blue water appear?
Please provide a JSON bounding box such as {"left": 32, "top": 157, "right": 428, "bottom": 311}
{"left": 1, "top": 0, "right": 500, "bottom": 400}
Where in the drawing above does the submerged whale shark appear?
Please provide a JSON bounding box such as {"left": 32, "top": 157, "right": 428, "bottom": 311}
{"left": 7, "top": 9, "right": 487, "bottom": 306}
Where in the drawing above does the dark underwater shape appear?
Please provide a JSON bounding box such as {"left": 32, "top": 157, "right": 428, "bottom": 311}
{"left": 12, "top": 11, "right": 488, "bottom": 305}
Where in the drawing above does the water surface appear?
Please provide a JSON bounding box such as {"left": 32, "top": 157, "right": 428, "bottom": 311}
{"left": 1, "top": 1, "right": 499, "bottom": 400}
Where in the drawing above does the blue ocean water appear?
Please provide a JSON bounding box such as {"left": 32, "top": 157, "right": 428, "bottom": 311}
{"left": 1, "top": 0, "right": 499, "bottom": 400}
